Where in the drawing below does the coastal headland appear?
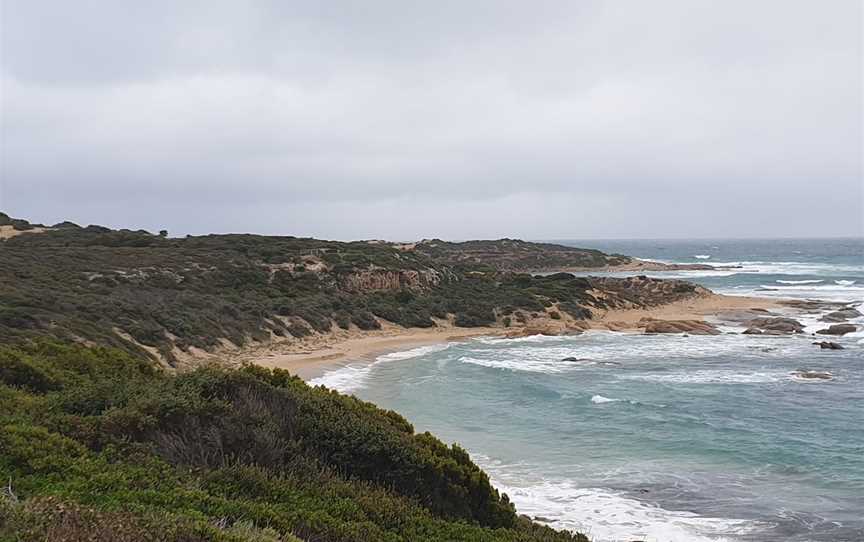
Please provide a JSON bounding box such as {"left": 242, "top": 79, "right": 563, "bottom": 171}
{"left": 2, "top": 214, "right": 860, "bottom": 542}
{"left": 4, "top": 213, "right": 851, "bottom": 381}
{"left": 2, "top": 213, "right": 818, "bottom": 377}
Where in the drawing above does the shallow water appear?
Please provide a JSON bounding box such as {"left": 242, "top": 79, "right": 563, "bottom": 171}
{"left": 313, "top": 238, "right": 864, "bottom": 541}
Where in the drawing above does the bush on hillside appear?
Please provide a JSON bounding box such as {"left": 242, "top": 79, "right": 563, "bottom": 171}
{"left": 0, "top": 341, "right": 587, "bottom": 542}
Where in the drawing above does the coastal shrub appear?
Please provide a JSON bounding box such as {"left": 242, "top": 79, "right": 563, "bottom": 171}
{"left": 0, "top": 341, "right": 586, "bottom": 542}
{"left": 0, "top": 220, "right": 620, "bottom": 361}
{"left": 0, "top": 349, "right": 59, "bottom": 393}
{"left": 350, "top": 310, "right": 381, "bottom": 330}
{"left": 333, "top": 310, "right": 352, "bottom": 330}
{"left": 559, "top": 302, "right": 592, "bottom": 320}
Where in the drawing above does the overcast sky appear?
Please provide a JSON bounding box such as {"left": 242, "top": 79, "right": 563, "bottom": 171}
{"left": 1, "top": 1, "right": 862, "bottom": 240}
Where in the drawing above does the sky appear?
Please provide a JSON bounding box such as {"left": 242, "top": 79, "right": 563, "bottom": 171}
{"left": 1, "top": 1, "right": 862, "bottom": 240}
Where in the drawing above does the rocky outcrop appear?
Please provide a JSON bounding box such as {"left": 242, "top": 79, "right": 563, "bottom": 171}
{"left": 714, "top": 308, "right": 772, "bottom": 323}
{"left": 792, "top": 370, "right": 833, "bottom": 380}
{"left": 641, "top": 318, "right": 720, "bottom": 335}
{"left": 340, "top": 268, "right": 444, "bottom": 292}
{"left": 813, "top": 341, "right": 844, "bottom": 350}
{"left": 741, "top": 317, "right": 804, "bottom": 334}
{"left": 504, "top": 322, "right": 584, "bottom": 338}
{"left": 816, "top": 323, "right": 858, "bottom": 336}
{"left": 820, "top": 308, "right": 862, "bottom": 322}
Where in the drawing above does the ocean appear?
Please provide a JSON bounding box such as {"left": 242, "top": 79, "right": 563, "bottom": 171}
{"left": 311, "top": 238, "right": 864, "bottom": 542}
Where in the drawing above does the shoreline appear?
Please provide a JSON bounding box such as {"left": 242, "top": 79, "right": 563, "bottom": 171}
{"left": 586, "top": 293, "right": 785, "bottom": 330}
{"left": 240, "top": 293, "right": 792, "bottom": 381}
{"left": 240, "top": 324, "right": 504, "bottom": 380}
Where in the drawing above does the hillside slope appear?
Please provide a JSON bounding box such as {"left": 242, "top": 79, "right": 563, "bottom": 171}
{"left": 0, "top": 216, "right": 708, "bottom": 366}
{"left": 407, "top": 238, "right": 632, "bottom": 271}
{"left": 0, "top": 341, "right": 587, "bottom": 541}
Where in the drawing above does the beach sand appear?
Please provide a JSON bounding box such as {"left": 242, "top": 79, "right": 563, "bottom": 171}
{"left": 234, "top": 323, "right": 502, "bottom": 380}
{"left": 586, "top": 294, "right": 784, "bottom": 329}
{"left": 0, "top": 225, "right": 50, "bottom": 240}
{"left": 234, "top": 293, "right": 785, "bottom": 380}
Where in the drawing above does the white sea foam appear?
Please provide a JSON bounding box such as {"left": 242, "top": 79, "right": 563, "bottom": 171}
{"left": 309, "top": 343, "right": 452, "bottom": 393}
{"left": 459, "top": 333, "right": 819, "bottom": 375}
{"left": 473, "top": 456, "right": 763, "bottom": 542}
{"left": 763, "top": 283, "right": 864, "bottom": 292}
{"left": 719, "top": 282, "right": 864, "bottom": 303}
{"left": 703, "top": 260, "right": 864, "bottom": 275}
{"left": 590, "top": 394, "right": 619, "bottom": 404}
{"left": 458, "top": 355, "right": 594, "bottom": 373}
{"left": 776, "top": 279, "right": 824, "bottom": 284}
{"left": 472, "top": 334, "right": 571, "bottom": 345}
{"left": 835, "top": 279, "right": 856, "bottom": 286}
{"left": 694, "top": 254, "right": 712, "bottom": 259}
{"left": 622, "top": 370, "right": 787, "bottom": 384}
{"left": 309, "top": 364, "right": 371, "bottom": 393}
{"left": 376, "top": 342, "right": 452, "bottom": 361}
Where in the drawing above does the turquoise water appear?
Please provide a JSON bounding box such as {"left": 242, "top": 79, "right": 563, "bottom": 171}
{"left": 313, "top": 239, "right": 864, "bottom": 541}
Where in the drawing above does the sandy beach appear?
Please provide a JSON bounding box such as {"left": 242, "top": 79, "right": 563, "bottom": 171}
{"left": 236, "top": 323, "right": 502, "bottom": 380}
{"left": 586, "top": 294, "right": 784, "bottom": 329}
{"left": 234, "top": 293, "right": 787, "bottom": 380}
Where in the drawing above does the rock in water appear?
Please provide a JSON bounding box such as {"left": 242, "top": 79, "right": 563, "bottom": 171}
{"left": 642, "top": 319, "right": 720, "bottom": 335}
{"left": 792, "top": 370, "right": 833, "bottom": 380}
{"left": 820, "top": 308, "right": 863, "bottom": 322}
{"left": 742, "top": 317, "right": 805, "bottom": 334}
{"left": 812, "top": 341, "right": 844, "bottom": 350}
{"left": 816, "top": 323, "right": 858, "bottom": 336}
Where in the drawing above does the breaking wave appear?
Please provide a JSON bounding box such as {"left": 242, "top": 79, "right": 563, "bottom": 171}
{"left": 309, "top": 343, "right": 452, "bottom": 393}
{"left": 473, "top": 455, "right": 765, "bottom": 542}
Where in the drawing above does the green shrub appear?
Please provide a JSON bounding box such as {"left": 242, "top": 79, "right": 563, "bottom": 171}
{"left": 0, "top": 342, "right": 586, "bottom": 542}
{"left": 350, "top": 311, "right": 380, "bottom": 330}
{"left": 0, "top": 349, "right": 59, "bottom": 392}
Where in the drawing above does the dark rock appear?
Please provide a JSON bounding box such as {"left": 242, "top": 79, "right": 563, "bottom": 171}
{"left": 742, "top": 317, "right": 804, "bottom": 334}
{"left": 816, "top": 324, "right": 858, "bottom": 336}
{"left": 812, "top": 341, "right": 844, "bottom": 350}
{"left": 792, "top": 370, "right": 833, "bottom": 380}
{"left": 742, "top": 327, "right": 762, "bottom": 335}
{"left": 820, "top": 308, "right": 862, "bottom": 322}
{"left": 561, "top": 357, "right": 588, "bottom": 362}
{"left": 642, "top": 319, "right": 720, "bottom": 335}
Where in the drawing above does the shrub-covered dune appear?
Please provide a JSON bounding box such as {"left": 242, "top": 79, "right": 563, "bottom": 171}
{"left": 0, "top": 216, "right": 705, "bottom": 367}
{"left": 0, "top": 341, "right": 586, "bottom": 541}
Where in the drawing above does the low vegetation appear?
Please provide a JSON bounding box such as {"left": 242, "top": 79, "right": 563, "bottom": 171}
{"left": 0, "top": 341, "right": 586, "bottom": 541}
{"left": 413, "top": 238, "right": 632, "bottom": 271}
{"left": 0, "top": 215, "right": 708, "bottom": 540}
{"left": 0, "top": 216, "right": 632, "bottom": 365}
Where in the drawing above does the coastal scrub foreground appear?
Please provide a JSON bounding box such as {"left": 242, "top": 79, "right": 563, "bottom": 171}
{"left": 0, "top": 215, "right": 784, "bottom": 541}
{"left": 0, "top": 341, "right": 586, "bottom": 541}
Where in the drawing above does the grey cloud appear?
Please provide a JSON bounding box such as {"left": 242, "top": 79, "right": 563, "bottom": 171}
{"left": 1, "top": 0, "right": 861, "bottom": 239}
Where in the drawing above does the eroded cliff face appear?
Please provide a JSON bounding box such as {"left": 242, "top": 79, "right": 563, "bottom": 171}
{"left": 339, "top": 268, "right": 447, "bottom": 292}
